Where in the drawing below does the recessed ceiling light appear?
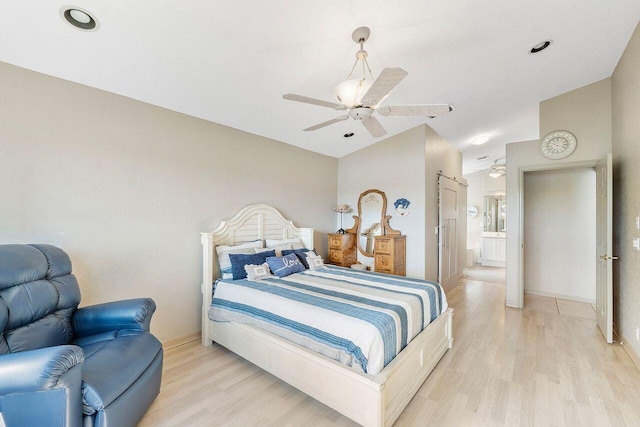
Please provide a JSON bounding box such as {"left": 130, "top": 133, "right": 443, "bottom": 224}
{"left": 471, "top": 135, "right": 489, "bottom": 145}
{"left": 530, "top": 40, "right": 552, "bottom": 54}
{"left": 61, "top": 7, "right": 98, "bottom": 31}
{"left": 344, "top": 132, "right": 354, "bottom": 138}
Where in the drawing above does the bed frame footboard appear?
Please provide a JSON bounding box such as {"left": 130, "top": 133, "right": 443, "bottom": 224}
{"left": 207, "top": 308, "right": 453, "bottom": 427}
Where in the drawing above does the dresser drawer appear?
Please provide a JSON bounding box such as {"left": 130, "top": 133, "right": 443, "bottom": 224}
{"left": 329, "top": 249, "right": 344, "bottom": 264}
{"left": 329, "top": 235, "right": 343, "bottom": 249}
{"left": 373, "top": 235, "right": 406, "bottom": 276}
{"left": 327, "top": 233, "right": 357, "bottom": 267}
{"left": 375, "top": 254, "right": 391, "bottom": 269}
{"left": 374, "top": 239, "right": 391, "bottom": 254}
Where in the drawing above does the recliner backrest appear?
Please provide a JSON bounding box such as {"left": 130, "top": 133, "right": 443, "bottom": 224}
{"left": 0, "top": 244, "right": 81, "bottom": 354}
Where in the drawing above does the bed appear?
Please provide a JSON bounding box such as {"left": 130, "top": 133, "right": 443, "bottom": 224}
{"left": 201, "top": 204, "right": 453, "bottom": 427}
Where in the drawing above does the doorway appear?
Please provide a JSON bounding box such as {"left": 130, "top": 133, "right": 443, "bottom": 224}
{"left": 523, "top": 167, "right": 596, "bottom": 303}
{"left": 511, "top": 155, "right": 613, "bottom": 343}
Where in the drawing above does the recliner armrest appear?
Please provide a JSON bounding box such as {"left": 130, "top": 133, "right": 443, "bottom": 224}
{"left": 0, "top": 345, "right": 84, "bottom": 395}
{"left": 72, "top": 298, "right": 157, "bottom": 338}
{"left": 0, "top": 346, "right": 84, "bottom": 427}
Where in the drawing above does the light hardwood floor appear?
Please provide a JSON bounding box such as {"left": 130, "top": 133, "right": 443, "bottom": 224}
{"left": 139, "top": 272, "right": 640, "bottom": 426}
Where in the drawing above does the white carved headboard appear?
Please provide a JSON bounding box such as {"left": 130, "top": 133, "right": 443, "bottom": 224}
{"left": 200, "top": 204, "right": 314, "bottom": 343}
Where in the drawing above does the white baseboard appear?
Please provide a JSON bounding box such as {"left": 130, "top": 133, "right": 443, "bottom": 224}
{"left": 480, "top": 260, "right": 506, "bottom": 268}
{"left": 506, "top": 299, "right": 521, "bottom": 308}
{"left": 162, "top": 331, "right": 201, "bottom": 349}
{"left": 524, "top": 289, "right": 595, "bottom": 304}
{"left": 620, "top": 333, "right": 640, "bottom": 371}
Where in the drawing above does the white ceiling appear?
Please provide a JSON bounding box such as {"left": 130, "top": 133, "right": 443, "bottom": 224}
{"left": 2, "top": 1, "right": 639, "bottom": 174}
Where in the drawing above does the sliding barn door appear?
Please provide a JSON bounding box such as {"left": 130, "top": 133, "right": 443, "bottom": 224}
{"left": 596, "top": 153, "right": 614, "bottom": 343}
{"left": 438, "top": 176, "right": 459, "bottom": 290}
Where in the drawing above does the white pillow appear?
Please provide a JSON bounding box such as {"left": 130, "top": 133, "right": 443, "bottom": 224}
{"left": 244, "top": 263, "right": 273, "bottom": 280}
{"left": 255, "top": 244, "right": 292, "bottom": 257}
{"left": 306, "top": 252, "right": 325, "bottom": 270}
{"left": 265, "top": 237, "right": 305, "bottom": 250}
{"left": 216, "top": 240, "right": 263, "bottom": 279}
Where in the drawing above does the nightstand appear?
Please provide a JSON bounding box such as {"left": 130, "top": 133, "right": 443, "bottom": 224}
{"left": 327, "top": 233, "right": 357, "bottom": 267}
{"left": 374, "top": 235, "right": 406, "bottom": 276}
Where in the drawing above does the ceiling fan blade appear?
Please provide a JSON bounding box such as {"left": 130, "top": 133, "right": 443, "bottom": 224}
{"left": 360, "top": 67, "right": 408, "bottom": 107}
{"left": 360, "top": 116, "right": 387, "bottom": 138}
{"left": 283, "top": 94, "right": 346, "bottom": 110}
{"left": 303, "top": 115, "right": 349, "bottom": 131}
{"left": 377, "top": 104, "right": 454, "bottom": 118}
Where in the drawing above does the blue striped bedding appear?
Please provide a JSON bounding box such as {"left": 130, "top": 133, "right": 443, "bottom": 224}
{"left": 208, "top": 265, "right": 447, "bottom": 375}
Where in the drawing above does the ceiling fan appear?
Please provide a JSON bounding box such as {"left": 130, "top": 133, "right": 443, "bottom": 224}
{"left": 283, "top": 26, "right": 454, "bottom": 138}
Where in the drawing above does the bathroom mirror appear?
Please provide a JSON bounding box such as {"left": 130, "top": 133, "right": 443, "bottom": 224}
{"left": 483, "top": 195, "right": 506, "bottom": 232}
{"left": 348, "top": 189, "right": 400, "bottom": 257}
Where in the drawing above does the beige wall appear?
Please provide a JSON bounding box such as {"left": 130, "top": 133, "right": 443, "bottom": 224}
{"left": 540, "top": 79, "right": 612, "bottom": 153}
{"left": 338, "top": 126, "right": 427, "bottom": 277}
{"left": 0, "top": 61, "right": 338, "bottom": 344}
{"left": 338, "top": 124, "right": 464, "bottom": 281}
{"left": 506, "top": 78, "right": 612, "bottom": 307}
{"left": 612, "top": 22, "right": 640, "bottom": 358}
{"left": 523, "top": 168, "right": 596, "bottom": 302}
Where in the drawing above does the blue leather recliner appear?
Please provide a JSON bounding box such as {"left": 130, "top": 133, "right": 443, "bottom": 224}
{"left": 0, "top": 244, "right": 163, "bottom": 427}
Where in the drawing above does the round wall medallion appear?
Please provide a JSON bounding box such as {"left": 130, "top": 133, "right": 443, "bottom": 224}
{"left": 467, "top": 205, "right": 478, "bottom": 217}
{"left": 539, "top": 130, "right": 577, "bottom": 160}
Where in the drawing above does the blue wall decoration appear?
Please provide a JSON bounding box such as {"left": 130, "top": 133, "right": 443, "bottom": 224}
{"left": 394, "top": 198, "right": 411, "bottom": 216}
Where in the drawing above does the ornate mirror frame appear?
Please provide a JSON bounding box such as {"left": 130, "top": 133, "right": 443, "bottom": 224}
{"left": 347, "top": 189, "right": 400, "bottom": 257}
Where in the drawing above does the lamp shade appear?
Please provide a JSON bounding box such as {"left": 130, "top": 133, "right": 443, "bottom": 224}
{"left": 334, "top": 204, "right": 352, "bottom": 213}
{"left": 335, "top": 78, "right": 373, "bottom": 108}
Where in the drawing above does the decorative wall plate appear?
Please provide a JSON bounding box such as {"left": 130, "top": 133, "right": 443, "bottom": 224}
{"left": 539, "top": 130, "right": 577, "bottom": 159}
{"left": 394, "top": 198, "right": 411, "bottom": 216}
{"left": 467, "top": 205, "right": 478, "bottom": 217}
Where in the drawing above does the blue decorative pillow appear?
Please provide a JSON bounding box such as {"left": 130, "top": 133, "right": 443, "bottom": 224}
{"left": 216, "top": 240, "right": 263, "bottom": 279}
{"left": 281, "top": 248, "right": 316, "bottom": 269}
{"left": 229, "top": 250, "right": 276, "bottom": 280}
{"left": 266, "top": 253, "right": 306, "bottom": 278}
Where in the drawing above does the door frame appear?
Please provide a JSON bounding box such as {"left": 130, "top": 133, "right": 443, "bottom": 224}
{"left": 512, "top": 159, "right": 601, "bottom": 308}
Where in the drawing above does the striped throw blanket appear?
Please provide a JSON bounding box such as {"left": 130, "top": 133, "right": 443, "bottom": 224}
{"left": 209, "top": 265, "right": 447, "bottom": 375}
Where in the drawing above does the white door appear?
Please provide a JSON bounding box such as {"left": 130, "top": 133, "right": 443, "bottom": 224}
{"left": 596, "top": 153, "right": 614, "bottom": 343}
{"left": 439, "top": 176, "right": 459, "bottom": 289}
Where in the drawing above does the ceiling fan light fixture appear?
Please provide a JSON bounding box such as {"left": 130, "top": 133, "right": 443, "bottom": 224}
{"left": 489, "top": 162, "right": 506, "bottom": 178}
{"left": 282, "top": 25, "right": 452, "bottom": 138}
{"left": 335, "top": 78, "right": 373, "bottom": 109}
{"left": 349, "top": 107, "right": 374, "bottom": 120}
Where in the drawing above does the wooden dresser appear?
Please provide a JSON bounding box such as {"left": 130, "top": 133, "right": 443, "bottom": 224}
{"left": 373, "top": 235, "right": 406, "bottom": 276}
{"left": 327, "top": 233, "right": 357, "bottom": 267}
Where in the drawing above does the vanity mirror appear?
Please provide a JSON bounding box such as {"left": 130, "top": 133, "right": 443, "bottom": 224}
{"left": 348, "top": 189, "right": 400, "bottom": 257}
{"left": 483, "top": 195, "right": 506, "bottom": 232}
